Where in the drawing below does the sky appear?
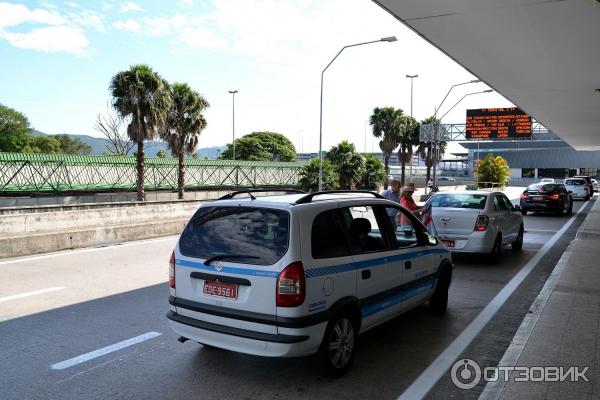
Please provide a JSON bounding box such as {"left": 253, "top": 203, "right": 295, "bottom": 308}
{"left": 0, "top": 0, "right": 516, "bottom": 154}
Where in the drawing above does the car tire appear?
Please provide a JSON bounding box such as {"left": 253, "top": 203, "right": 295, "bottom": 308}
{"left": 512, "top": 225, "right": 524, "bottom": 251}
{"left": 319, "top": 314, "right": 358, "bottom": 377}
{"left": 566, "top": 200, "right": 573, "bottom": 215}
{"left": 586, "top": 194, "right": 591, "bottom": 201}
{"left": 521, "top": 208, "right": 528, "bottom": 216}
{"left": 429, "top": 267, "right": 451, "bottom": 315}
{"left": 490, "top": 235, "right": 502, "bottom": 263}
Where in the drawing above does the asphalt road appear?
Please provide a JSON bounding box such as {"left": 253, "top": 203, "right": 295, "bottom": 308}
{"left": 0, "top": 198, "right": 593, "bottom": 400}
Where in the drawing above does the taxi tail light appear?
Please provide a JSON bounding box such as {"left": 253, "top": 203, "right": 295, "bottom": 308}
{"left": 549, "top": 194, "right": 560, "bottom": 200}
{"left": 474, "top": 215, "right": 489, "bottom": 232}
{"left": 276, "top": 262, "right": 305, "bottom": 307}
{"left": 169, "top": 251, "right": 176, "bottom": 289}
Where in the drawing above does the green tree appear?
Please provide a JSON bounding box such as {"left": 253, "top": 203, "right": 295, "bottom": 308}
{"left": 220, "top": 131, "right": 296, "bottom": 161}
{"left": 0, "top": 104, "right": 32, "bottom": 152}
{"left": 21, "top": 134, "right": 91, "bottom": 154}
{"left": 396, "top": 115, "right": 419, "bottom": 186}
{"left": 325, "top": 140, "right": 366, "bottom": 190}
{"left": 474, "top": 153, "right": 511, "bottom": 187}
{"left": 369, "top": 107, "right": 403, "bottom": 189}
{"left": 299, "top": 158, "right": 337, "bottom": 192}
{"left": 162, "top": 82, "right": 209, "bottom": 199}
{"left": 54, "top": 134, "right": 91, "bottom": 154}
{"left": 360, "top": 153, "right": 387, "bottom": 190}
{"left": 110, "top": 64, "right": 172, "bottom": 201}
{"left": 156, "top": 149, "right": 167, "bottom": 158}
{"left": 22, "top": 136, "right": 61, "bottom": 153}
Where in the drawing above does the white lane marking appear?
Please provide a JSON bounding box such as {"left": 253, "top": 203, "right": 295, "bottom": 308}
{"left": 51, "top": 331, "right": 162, "bottom": 370}
{"left": 397, "top": 202, "right": 586, "bottom": 400}
{"left": 478, "top": 237, "right": 575, "bottom": 399}
{"left": 525, "top": 229, "right": 562, "bottom": 233}
{"left": 0, "top": 287, "right": 64, "bottom": 303}
{"left": 0, "top": 236, "right": 178, "bottom": 266}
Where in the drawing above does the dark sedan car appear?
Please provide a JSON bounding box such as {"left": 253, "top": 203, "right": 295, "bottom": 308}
{"left": 520, "top": 183, "right": 573, "bottom": 215}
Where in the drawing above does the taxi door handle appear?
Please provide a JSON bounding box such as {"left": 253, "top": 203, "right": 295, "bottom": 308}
{"left": 405, "top": 261, "right": 412, "bottom": 270}
{"left": 361, "top": 270, "right": 371, "bottom": 280}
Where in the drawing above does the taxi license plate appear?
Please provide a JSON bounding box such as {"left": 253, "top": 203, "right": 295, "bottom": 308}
{"left": 203, "top": 281, "right": 238, "bottom": 299}
{"left": 442, "top": 240, "right": 455, "bottom": 248}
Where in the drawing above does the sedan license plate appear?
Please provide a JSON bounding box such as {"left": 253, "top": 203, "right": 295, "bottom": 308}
{"left": 442, "top": 240, "right": 455, "bottom": 248}
{"left": 531, "top": 196, "right": 544, "bottom": 201}
{"left": 203, "top": 281, "right": 238, "bottom": 299}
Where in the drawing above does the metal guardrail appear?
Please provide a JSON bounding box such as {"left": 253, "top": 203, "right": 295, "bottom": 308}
{"left": 0, "top": 153, "right": 303, "bottom": 194}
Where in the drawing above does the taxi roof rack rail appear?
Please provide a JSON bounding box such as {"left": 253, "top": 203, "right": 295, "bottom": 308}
{"left": 295, "top": 190, "right": 385, "bottom": 204}
{"left": 219, "top": 189, "right": 305, "bottom": 200}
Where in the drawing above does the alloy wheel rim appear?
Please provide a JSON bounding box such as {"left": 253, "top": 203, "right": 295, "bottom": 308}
{"left": 328, "top": 318, "right": 354, "bottom": 368}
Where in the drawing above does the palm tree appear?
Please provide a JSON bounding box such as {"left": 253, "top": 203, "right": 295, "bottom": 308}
{"left": 110, "top": 64, "right": 171, "bottom": 201}
{"left": 163, "top": 83, "right": 209, "bottom": 199}
{"left": 326, "top": 140, "right": 366, "bottom": 189}
{"left": 396, "top": 115, "right": 419, "bottom": 186}
{"left": 369, "top": 107, "right": 402, "bottom": 189}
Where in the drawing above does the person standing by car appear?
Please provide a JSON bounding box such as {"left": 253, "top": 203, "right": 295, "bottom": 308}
{"left": 399, "top": 184, "right": 424, "bottom": 230}
{"left": 381, "top": 179, "right": 401, "bottom": 230}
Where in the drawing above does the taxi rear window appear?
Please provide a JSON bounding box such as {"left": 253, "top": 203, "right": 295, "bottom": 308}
{"left": 430, "top": 194, "right": 488, "bottom": 209}
{"left": 179, "top": 206, "right": 289, "bottom": 265}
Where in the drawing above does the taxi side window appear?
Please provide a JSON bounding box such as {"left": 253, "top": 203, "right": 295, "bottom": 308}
{"left": 344, "top": 205, "right": 388, "bottom": 253}
{"left": 383, "top": 206, "right": 419, "bottom": 248}
{"left": 500, "top": 195, "right": 514, "bottom": 211}
{"left": 311, "top": 209, "right": 351, "bottom": 259}
{"left": 494, "top": 195, "right": 509, "bottom": 211}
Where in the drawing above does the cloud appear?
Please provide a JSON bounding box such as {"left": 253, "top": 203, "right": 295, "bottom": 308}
{"left": 0, "top": 2, "right": 102, "bottom": 55}
{"left": 0, "top": 2, "right": 65, "bottom": 28}
{"left": 113, "top": 19, "right": 141, "bottom": 33}
{"left": 119, "top": 2, "right": 143, "bottom": 13}
{"left": 178, "top": 0, "right": 193, "bottom": 5}
{"left": 0, "top": 25, "right": 91, "bottom": 55}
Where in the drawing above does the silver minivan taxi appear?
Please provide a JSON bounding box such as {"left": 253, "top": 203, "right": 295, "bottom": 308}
{"left": 167, "top": 190, "right": 453, "bottom": 376}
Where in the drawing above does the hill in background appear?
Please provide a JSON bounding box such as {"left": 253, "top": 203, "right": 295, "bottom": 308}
{"left": 31, "top": 130, "right": 226, "bottom": 159}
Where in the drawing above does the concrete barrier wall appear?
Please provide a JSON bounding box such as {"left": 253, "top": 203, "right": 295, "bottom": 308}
{"left": 0, "top": 191, "right": 284, "bottom": 258}
{"left": 0, "top": 189, "right": 233, "bottom": 208}
{"left": 0, "top": 201, "right": 201, "bottom": 236}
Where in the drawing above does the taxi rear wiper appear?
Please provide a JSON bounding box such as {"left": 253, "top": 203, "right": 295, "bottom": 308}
{"left": 203, "top": 254, "right": 259, "bottom": 266}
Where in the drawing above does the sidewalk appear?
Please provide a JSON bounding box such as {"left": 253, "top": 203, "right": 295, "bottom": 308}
{"left": 480, "top": 198, "right": 600, "bottom": 399}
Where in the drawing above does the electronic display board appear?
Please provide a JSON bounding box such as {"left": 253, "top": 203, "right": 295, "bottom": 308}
{"left": 466, "top": 107, "right": 532, "bottom": 139}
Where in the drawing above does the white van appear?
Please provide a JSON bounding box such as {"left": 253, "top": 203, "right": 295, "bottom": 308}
{"left": 167, "top": 190, "right": 453, "bottom": 376}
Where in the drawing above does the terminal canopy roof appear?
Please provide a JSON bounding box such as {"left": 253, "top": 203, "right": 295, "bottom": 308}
{"left": 375, "top": 0, "right": 600, "bottom": 150}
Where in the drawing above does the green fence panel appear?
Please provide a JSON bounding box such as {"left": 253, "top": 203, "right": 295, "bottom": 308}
{"left": 0, "top": 153, "right": 304, "bottom": 193}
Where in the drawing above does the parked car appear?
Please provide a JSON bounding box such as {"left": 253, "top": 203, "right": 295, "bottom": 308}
{"left": 520, "top": 183, "right": 573, "bottom": 215}
{"left": 564, "top": 178, "right": 590, "bottom": 200}
{"left": 425, "top": 191, "right": 523, "bottom": 262}
{"left": 539, "top": 178, "right": 555, "bottom": 183}
{"left": 573, "top": 175, "right": 594, "bottom": 195}
{"left": 592, "top": 179, "right": 599, "bottom": 192}
{"left": 438, "top": 177, "right": 456, "bottom": 182}
{"left": 167, "top": 190, "right": 453, "bottom": 376}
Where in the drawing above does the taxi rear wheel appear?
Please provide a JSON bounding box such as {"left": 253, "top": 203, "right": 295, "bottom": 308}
{"left": 319, "top": 314, "right": 358, "bottom": 377}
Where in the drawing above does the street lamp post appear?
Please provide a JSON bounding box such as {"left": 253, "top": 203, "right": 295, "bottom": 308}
{"left": 228, "top": 90, "right": 238, "bottom": 160}
{"left": 430, "top": 80, "right": 481, "bottom": 188}
{"left": 406, "top": 74, "right": 418, "bottom": 179}
{"left": 318, "top": 36, "right": 397, "bottom": 191}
